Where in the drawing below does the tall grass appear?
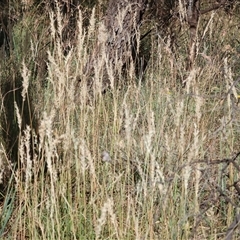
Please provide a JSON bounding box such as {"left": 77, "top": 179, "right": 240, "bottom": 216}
{"left": 1, "top": 2, "right": 240, "bottom": 239}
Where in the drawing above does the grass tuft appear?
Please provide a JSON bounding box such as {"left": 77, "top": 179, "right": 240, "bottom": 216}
{"left": 0, "top": 2, "right": 240, "bottom": 239}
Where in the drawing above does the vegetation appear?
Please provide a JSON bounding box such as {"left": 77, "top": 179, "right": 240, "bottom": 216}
{"left": 0, "top": 0, "right": 240, "bottom": 239}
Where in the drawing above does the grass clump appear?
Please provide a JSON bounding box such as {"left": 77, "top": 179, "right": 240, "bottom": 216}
{"left": 0, "top": 1, "right": 240, "bottom": 239}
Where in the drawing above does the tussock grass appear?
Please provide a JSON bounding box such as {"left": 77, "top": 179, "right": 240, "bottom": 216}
{"left": 0, "top": 2, "right": 240, "bottom": 239}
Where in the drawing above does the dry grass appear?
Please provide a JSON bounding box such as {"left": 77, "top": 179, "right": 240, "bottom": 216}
{"left": 0, "top": 2, "right": 240, "bottom": 240}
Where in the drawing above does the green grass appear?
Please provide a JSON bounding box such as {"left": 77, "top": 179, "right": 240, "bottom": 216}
{"left": 0, "top": 2, "right": 240, "bottom": 239}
